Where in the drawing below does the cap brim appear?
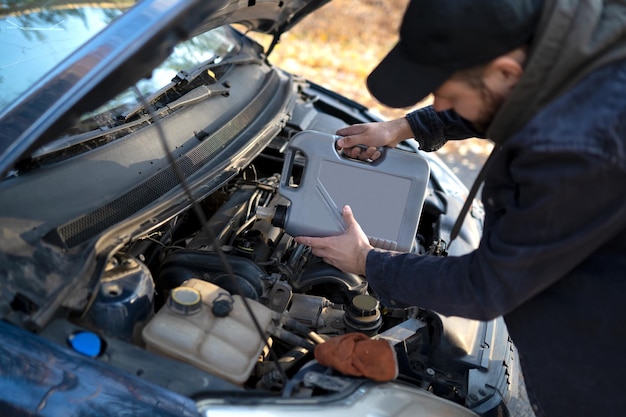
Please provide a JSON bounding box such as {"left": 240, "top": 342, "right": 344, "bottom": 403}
{"left": 367, "top": 44, "right": 453, "bottom": 108}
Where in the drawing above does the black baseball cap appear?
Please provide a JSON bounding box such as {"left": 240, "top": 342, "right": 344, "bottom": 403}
{"left": 367, "top": 0, "right": 543, "bottom": 108}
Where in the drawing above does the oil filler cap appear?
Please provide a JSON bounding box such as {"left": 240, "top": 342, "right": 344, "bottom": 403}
{"left": 169, "top": 287, "right": 202, "bottom": 315}
{"left": 344, "top": 294, "right": 383, "bottom": 336}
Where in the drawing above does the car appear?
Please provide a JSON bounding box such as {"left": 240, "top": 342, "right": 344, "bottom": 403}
{"left": 0, "top": 1, "right": 530, "bottom": 416}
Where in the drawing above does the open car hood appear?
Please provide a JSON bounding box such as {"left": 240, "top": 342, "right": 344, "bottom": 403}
{"left": 0, "top": 0, "right": 330, "bottom": 328}
{"left": 0, "top": 0, "right": 329, "bottom": 178}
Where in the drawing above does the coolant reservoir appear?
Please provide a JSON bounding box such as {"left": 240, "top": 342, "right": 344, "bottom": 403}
{"left": 142, "top": 278, "right": 274, "bottom": 385}
{"left": 258, "top": 130, "right": 430, "bottom": 252}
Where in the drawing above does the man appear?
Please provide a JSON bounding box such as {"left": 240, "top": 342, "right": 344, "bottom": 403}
{"left": 295, "top": 0, "right": 626, "bottom": 416}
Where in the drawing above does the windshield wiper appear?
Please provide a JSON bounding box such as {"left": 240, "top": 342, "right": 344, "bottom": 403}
{"left": 26, "top": 53, "right": 261, "bottom": 167}
{"left": 123, "top": 53, "right": 262, "bottom": 122}
{"left": 125, "top": 83, "right": 231, "bottom": 122}
{"left": 28, "top": 82, "right": 230, "bottom": 167}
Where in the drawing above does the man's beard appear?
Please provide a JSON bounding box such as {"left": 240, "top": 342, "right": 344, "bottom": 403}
{"left": 472, "top": 83, "right": 506, "bottom": 133}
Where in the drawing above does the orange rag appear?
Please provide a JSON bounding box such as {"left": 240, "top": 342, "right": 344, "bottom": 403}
{"left": 314, "top": 333, "right": 398, "bottom": 382}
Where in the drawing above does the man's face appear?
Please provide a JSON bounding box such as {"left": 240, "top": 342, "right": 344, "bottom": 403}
{"left": 432, "top": 77, "right": 507, "bottom": 132}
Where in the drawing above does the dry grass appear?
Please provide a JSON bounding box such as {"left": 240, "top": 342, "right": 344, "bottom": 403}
{"left": 248, "top": 0, "right": 493, "bottom": 173}
{"left": 261, "top": 0, "right": 419, "bottom": 119}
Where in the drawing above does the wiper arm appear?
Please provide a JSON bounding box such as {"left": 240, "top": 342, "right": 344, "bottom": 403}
{"left": 29, "top": 83, "right": 229, "bottom": 163}
{"left": 123, "top": 52, "right": 262, "bottom": 121}
{"left": 160, "top": 83, "right": 230, "bottom": 113}
{"left": 28, "top": 53, "right": 258, "bottom": 163}
{"left": 175, "top": 52, "right": 264, "bottom": 86}
{"left": 25, "top": 54, "right": 263, "bottom": 166}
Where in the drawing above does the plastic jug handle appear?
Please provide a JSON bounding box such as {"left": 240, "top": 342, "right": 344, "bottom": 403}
{"left": 279, "top": 145, "right": 299, "bottom": 196}
{"left": 334, "top": 136, "right": 388, "bottom": 165}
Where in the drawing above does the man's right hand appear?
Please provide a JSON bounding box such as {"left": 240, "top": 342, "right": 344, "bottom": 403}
{"left": 335, "top": 117, "right": 414, "bottom": 161}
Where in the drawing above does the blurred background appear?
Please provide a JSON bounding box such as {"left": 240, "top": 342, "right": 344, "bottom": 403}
{"left": 251, "top": 0, "right": 493, "bottom": 188}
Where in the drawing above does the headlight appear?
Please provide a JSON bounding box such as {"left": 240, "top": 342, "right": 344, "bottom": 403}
{"left": 196, "top": 381, "right": 480, "bottom": 417}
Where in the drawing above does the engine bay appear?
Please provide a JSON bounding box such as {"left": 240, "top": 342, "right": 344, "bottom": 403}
{"left": 44, "top": 122, "right": 512, "bottom": 414}
{"left": 26, "top": 81, "right": 514, "bottom": 416}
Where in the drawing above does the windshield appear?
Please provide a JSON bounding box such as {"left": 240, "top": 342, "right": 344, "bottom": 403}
{"left": 1, "top": 1, "right": 242, "bottom": 166}
{"left": 0, "top": 1, "right": 240, "bottom": 118}
{"left": 0, "top": 2, "right": 133, "bottom": 113}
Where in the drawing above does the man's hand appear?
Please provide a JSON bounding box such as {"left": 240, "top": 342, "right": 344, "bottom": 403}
{"left": 335, "top": 118, "right": 414, "bottom": 161}
{"left": 295, "top": 205, "right": 373, "bottom": 276}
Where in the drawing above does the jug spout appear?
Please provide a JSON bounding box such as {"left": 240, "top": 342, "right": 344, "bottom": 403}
{"left": 255, "top": 204, "right": 288, "bottom": 229}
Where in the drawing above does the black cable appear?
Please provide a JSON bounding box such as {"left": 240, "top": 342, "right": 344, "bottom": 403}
{"left": 132, "top": 86, "right": 289, "bottom": 386}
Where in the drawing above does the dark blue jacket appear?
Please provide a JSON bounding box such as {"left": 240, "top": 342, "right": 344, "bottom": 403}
{"left": 366, "top": 58, "right": 626, "bottom": 417}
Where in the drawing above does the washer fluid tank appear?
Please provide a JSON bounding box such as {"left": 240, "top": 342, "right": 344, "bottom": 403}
{"left": 257, "top": 131, "right": 430, "bottom": 252}
{"left": 142, "top": 278, "right": 274, "bottom": 385}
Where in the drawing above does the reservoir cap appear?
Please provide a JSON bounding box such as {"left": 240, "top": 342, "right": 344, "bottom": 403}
{"left": 169, "top": 287, "right": 202, "bottom": 315}
{"left": 68, "top": 331, "right": 102, "bottom": 357}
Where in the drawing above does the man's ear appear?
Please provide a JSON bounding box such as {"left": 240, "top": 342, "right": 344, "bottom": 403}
{"left": 485, "top": 49, "right": 526, "bottom": 90}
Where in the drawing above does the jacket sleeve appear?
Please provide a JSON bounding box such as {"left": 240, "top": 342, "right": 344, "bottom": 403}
{"left": 365, "top": 148, "right": 626, "bottom": 321}
{"left": 405, "top": 106, "right": 485, "bottom": 151}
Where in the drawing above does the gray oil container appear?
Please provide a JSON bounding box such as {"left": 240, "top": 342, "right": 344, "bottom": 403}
{"left": 258, "top": 130, "right": 430, "bottom": 252}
